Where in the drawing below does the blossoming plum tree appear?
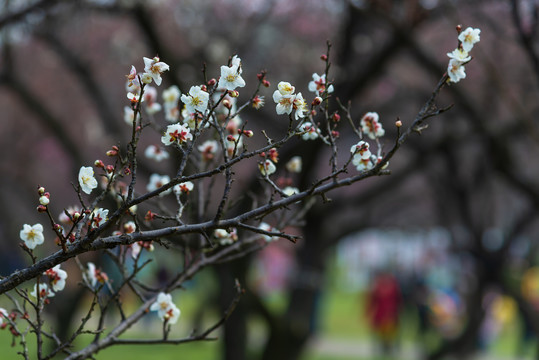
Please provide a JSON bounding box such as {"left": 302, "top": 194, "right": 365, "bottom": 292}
{"left": 0, "top": 26, "right": 479, "bottom": 360}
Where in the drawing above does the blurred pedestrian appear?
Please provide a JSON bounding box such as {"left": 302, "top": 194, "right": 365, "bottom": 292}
{"left": 365, "top": 270, "right": 402, "bottom": 355}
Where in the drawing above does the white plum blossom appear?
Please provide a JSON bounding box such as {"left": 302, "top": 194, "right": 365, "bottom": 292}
{"left": 30, "top": 283, "right": 54, "bottom": 299}
{"left": 308, "top": 73, "right": 334, "bottom": 95}
{"left": 272, "top": 81, "right": 296, "bottom": 115}
{"left": 78, "top": 166, "right": 98, "bottom": 194}
{"left": 147, "top": 174, "right": 171, "bottom": 196}
{"left": 198, "top": 140, "right": 219, "bottom": 161}
{"left": 145, "top": 145, "right": 170, "bottom": 162}
{"left": 150, "top": 292, "right": 181, "bottom": 324}
{"left": 447, "top": 48, "right": 471, "bottom": 62}
{"left": 214, "top": 228, "right": 238, "bottom": 245}
{"left": 181, "top": 86, "right": 209, "bottom": 113}
{"left": 0, "top": 308, "right": 8, "bottom": 327}
{"left": 258, "top": 222, "right": 279, "bottom": 242}
{"left": 161, "top": 123, "right": 193, "bottom": 146}
{"left": 299, "top": 122, "right": 319, "bottom": 140}
{"left": 20, "top": 223, "right": 44, "bottom": 249}
{"left": 351, "top": 141, "right": 372, "bottom": 171}
{"left": 163, "top": 85, "right": 181, "bottom": 105}
{"left": 218, "top": 64, "right": 246, "bottom": 91}
{"left": 231, "top": 55, "right": 242, "bottom": 71}
{"left": 259, "top": 159, "right": 276, "bottom": 176}
{"left": 90, "top": 208, "right": 108, "bottom": 229}
{"left": 123, "top": 106, "right": 135, "bottom": 125}
{"left": 293, "top": 92, "right": 308, "bottom": 121}
{"left": 45, "top": 265, "right": 67, "bottom": 292}
{"left": 448, "top": 58, "right": 467, "bottom": 83}
{"left": 143, "top": 86, "right": 162, "bottom": 115}
{"left": 286, "top": 156, "right": 302, "bottom": 173}
{"left": 360, "top": 112, "right": 385, "bottom": 139}
{"left": 283, "top": 186, "right": 299, "bottom": 196}
{"left": 143, "top": 56, "right": 170, "bottom": 86}
{"left": 458, "top": 27, "right": 481, "bottom": 52}
{"left": 173, "top": 181, "right": 194, "bottom": 195}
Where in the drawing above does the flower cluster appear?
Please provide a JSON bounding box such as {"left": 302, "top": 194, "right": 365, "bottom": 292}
{"left": 447, "top": 27, "right": 481, "bottom": 83}
{"left": 360, "top": 112, "right": 385, "bottom": 139}
{"left": 272, "top": 82, "right": 308, "bottom": 120}
{"left": 150, "top": 293, "right": 181, "bottom": 324}
{"left": 351, "top": 141, "right": 373, "bottom": 171}
{"left": 214, "top": 228, "right": 238, "bottom": 245}
{"left": 308, "top": 73, "right": 334, "bottom": 96}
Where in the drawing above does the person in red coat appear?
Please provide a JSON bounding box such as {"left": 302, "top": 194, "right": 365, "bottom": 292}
{"left": 365, "top": 270, "right": 402, "bottom": 355}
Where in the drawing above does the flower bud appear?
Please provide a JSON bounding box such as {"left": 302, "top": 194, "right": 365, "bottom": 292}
{"left": 331, "top": 130, "right": 340, "bottom": 138}
{"left": 227, "top": 135, "right": 235, "bottom": 142}
{"left": 37, "top": 205, "right": 47, "bottom": 213}
{"left": 243, "top": 130, "right": 254, "bottom": 137}
{"left": 106, "top": 165, "right": 114, "bottom": 173}
{"left": 53, "top": 223, "right": 62, "bottom": 233}
{"left": 262, "top": 80, "right": 270, "bottom": 87}
{"left": 201, "top": 85, "right": 208, "bottom": 92}
{"left": 106, "top": 150, "right": 117, "bottom": 157}
{"left": 395, "top": 120, "right": 402, "bottom": 127}
{"left": 257, "top": 73, "right": 264, "bottom": 80}
{"left": 124, "top": 167, "right": 131, "bottom": 175}
{"left": 456, "top": 24, "right": 462, "bottom": 34}
{"left": 312, "top": 97, "right": 322, "bottom": 106}
{"left": 332, "top": 113, "right": 341, "bottom": 122}
{"left": 39, "top": 196, "right": 50, "bottom": 206}
{"left": 223, "top": 99, "right": 232, "bottom": 109}
{"left": 207, "top": 78, "right": 216, "bottom": 86}
{"left": 321, "top": 54, "right": 328, "bottom": 61}
{"left": 37, "top": 186, "right": 45, "bottom": 195}
{"left": 229, "top": 90, "right": 239, "bottom": 98}
{"left": 72, "top": 212, "right": 81, "bottom": 221}
{"left": 68, "top": 233, "right": 76, "bottom": 243}
{"left": 94, "top": 160, "right": 105, "bottom": 168}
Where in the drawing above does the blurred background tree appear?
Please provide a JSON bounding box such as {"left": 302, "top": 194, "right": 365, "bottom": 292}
{"left": 1, "top": 0, "right": 538, "bottom": 359}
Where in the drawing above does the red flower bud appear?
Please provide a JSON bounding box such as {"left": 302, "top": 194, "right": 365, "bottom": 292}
{"left": 262, "top": 80, "right": 270, "bottom": 87}
{"left": 94, "top": 160, "right": 105, "bottom": 168}
{"left": 208, "top": 78, "right": 216, "bottom": 86}
{"left": 321, "top": 54, "right": 328, "bottom": 61}
{"left": 106, "top": 165, "right": 114, "bottom": 173}
{"left": 37, "top": 205, "right": 47, "bottom": 213}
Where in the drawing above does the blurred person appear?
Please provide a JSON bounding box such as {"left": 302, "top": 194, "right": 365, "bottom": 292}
{"left": 365, "top": 270, "right": 402, "bottom": 355}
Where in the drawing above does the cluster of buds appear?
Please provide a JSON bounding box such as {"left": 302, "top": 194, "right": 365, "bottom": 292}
{"left": 37, "top": 186, "right": 50, "bottom": 211}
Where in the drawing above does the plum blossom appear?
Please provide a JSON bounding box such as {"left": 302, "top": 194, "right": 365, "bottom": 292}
{"left": 30, "top": 283, "right": 54, "bottom": 299}
{"left": 173, "top": 181, "right": 194, "bottom": 195}
{"left": 283, "top": 186, "right": 299, "bottom": 196}
{"left": 308, "top": 73, "right": 334, "bottom": 96}
{"left": 181, "top": 86, "right": 209, "bottom": 113}
{"left": 258, "top": 222, "right": 279, "bottom": 242}
{"left": 286, "top": 156, "right": 302, "bottom": 173}
{"left": 78, "top": 166, "right": 98, "bottom": 194}
{"left": 20, "top": 223, "right": 44, "bottom": 249}
{"left": 150, "top": 292, "right": 181, "bottom": 324}
{"left": 143, "top": 56, "right": 170, "bottom": 86}
{"left": 0, "top": 308, "right": 8, "bottom": 327}
{"left": 218, "top": 64, "right": 246, "bottom": 91}
{"left": 293, "top": 92, "right": 308, "bottom": 120}
{"left": 45, "top": 265, "right": 68, "bottom": 292}
{"left": 252, "top": 95, "right": 264, "bottom": 109}
{"left": 198, "top": 140, "right": 219, "bottom": 161}
{"left": 259, "top": 159, "right": 276, "bottom": 176}
{"left": 272, "top": 81, "right": 296, "bottom": 115}
{"left": 448, "top": 59, "right": 466, "bottom": 83}
{"left": 161, "top": 123, "right": 193, "bottom": 146}
{"left": 214, "top": 228, "right": 238, "bottom": 245}
{"left": 83, "top": 262, "right": 109, "bottom": 288}
{"left": 147, "top": 174, "right": 171, "bottom": 196}
{"left": 458, "top": 27, "right": 481, "bottom": 52}
{"left": 145, "top": 145, "right": 170, "bottom": 162}
{"left": 143, "top": 86, "right": 162, "bottom": 115}
{"left": 351, "top": 141, "right": 372, "bottom": 171}
{"left": 163, "top": 85, "right": 181, "bottom": 122}
{"left": 299, "top": 122, "right": 319, "bottom": 140}
{"left": 360, "top": 112, "right": 385, "bottom": 139}
{"left": 90, "top": 208, "right": 108, "bottom": 228}
{"left": 447, "top": 48, "right": 471, "bottom": 62}
{"left": 124, "top": 106, "right": 135, "bottom": 125}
